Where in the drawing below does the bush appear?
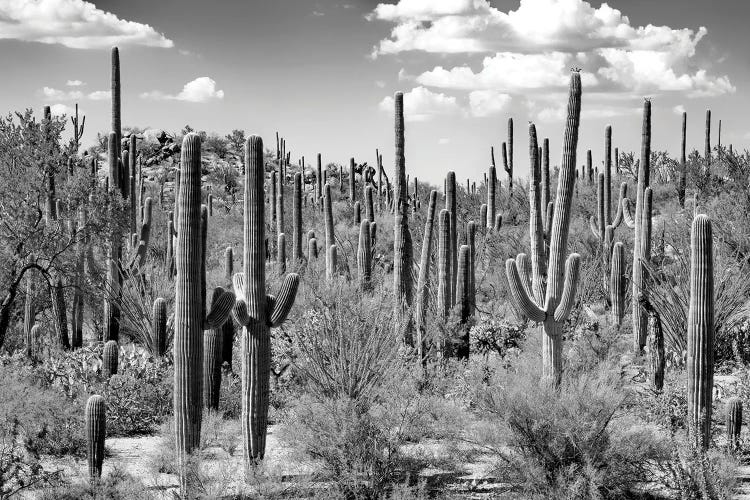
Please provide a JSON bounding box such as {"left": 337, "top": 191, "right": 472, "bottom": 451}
{"left": 38, "top": 468, "right": 150, "bottom": 500}
{"left": 464, "top": 349, "right": 671, "bottom": 499}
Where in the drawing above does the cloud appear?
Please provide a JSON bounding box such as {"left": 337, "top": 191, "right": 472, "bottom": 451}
{"left": 49, "top": 103, "right": 78, "bottom": 116}
{"left": 312, "top": 10, "right": 324, "bottom": 16}
{"left": 533, "top": 102, "right": 640, "bottom": 122}
{"left": 468, "top": 90, "right": 511, "bottom": 117}
{"left": 41, "top": 86, "right": 110, "bottom": 101}
{"left": 66, "top": 79, "right": 84, "bottom": 86}
{"left": 673, "top": 105, "right": 686, "bottom": 115}
{"left": 379, "top": 86, "right": 461, "bottom": 122}
{"left": 87, "top": 90, "right": 111, "bottom": 100}
{"left": 369, "top": 0, "right": 732, "bottom": 97}
{"left": 0, "top": 0, "right": 174, "bottom": 49}
{"left": 438, "top": 138, "right": 450, "bottom": 145}
{"left": 140, "top": 77, "right": 225, "bottom": 103}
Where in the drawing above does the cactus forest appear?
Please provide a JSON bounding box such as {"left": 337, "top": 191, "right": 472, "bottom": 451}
{"left": 2, "top": 0, "right": 750, "bottom": 499}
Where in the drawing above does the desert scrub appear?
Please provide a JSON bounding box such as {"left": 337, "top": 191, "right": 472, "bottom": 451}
{"left": 463, "top": 347, "right": 671, "bottom": 499}
{"left": 0, "top": 417, "right": 63, "bottom": 496}
{"left": 469, "top": 319, "right": 527, "bottom": 358}
{"left": 0, "top": 356, "right": 86, "bottom": 457}
{"left": 278, "top": 281, "right": 458, "bottom": 497}
{"left": 38, "top": 467, "right": 151, "bottom": 500}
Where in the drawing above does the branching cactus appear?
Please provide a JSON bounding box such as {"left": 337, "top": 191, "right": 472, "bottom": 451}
{"left": 102, "top": 340, "right": 118, "bottom": 377}
{"left": 687, "top": 214, "right": 714, "bottom": 449}
{"left": 505, "top": 71, "right": 582, "bottom": 386}
{"left": 393, "top": 92, "right": 414, "bottom": 344}
{"left": 358, "top": 220, "right": 372, "bottom": 290}
{"left": 415, "top": 190, "right": 438, "bottom": 363}
{"left": 173, "top": 134, "right": 235, "bottom": 492}
{"left": 726, "top": 397, "right": 742, "bottom": 452}
{"left": 232, "top": 135, "right": 300, "bottom": 463}
{"left": 153, "top": 297, "right": 167, "bottom": 357}
{"left": 86, "top": 394, "right": 106, "bottom": 480}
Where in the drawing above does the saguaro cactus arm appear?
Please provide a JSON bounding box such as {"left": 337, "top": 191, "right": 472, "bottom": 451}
{"left": 204, "top": 288, "right": 236, "bottom": 329}
{"left": 622, "top": 197, "right": 636, "bottom": 228}
{"left": 610, "top": 182, "right": 628, "bottom": 228}
{"left": 268, "top": 273, "right": 300, "bottom": 327}
{"left": 505, "top": 259, "right": 546, "bottom": 322}
{"left": 515, "top": 253, "right": 533, "bottom": 298}
{"left": 553, "top": 253, "right": 581, "bottom": 322}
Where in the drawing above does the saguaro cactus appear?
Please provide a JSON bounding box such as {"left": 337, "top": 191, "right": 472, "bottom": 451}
{"left": 687, "top": 214, "right": 714, "bottom": 449}
{"left": 505, "top": 71, "right": 582, "bottom": 386}
{"left": 173, "top": 134, "right": 235, "bottom": 493}
{"left": 349, "top": 157, "right": 356, "bottom": 202}
{"left": 326, "top": 245, "right": 338, "bottom": 281}
{"left": 85, "top": 394, "right": 106, "bottom": 480}
{"left": 456, "top": 245, "right": 472, "bottom": 359}
{"left": 610, "top": 242, "right": 626, "bottom": 326}
{"left": 102, "top": 340, "right": 118, "bottom": 377}
{"left": 354, "top": 201, "right": 361, "bottom": 225}
{"left": 111, "top": 47, "right": 121, "bottom": 162}
{"left": 705, "top": 109, "right": 711, "bottom": 177}
{"left": 203, "top": 291, "right": 224, "bottom": 411}
{"left": 726, "top": 398, "right": 742, "bottom": 451}
{"left": 393, "top": 92, "right": 414, "bottom": 343}
{"left": 437, "top": 209, "right": 452, "bottom": 322}
{"left": 415, "top": 190, "right": 438, "bottom": 362}
{"left": 365, "top": 186, "right": 375, "bottom": 222}
{"left": 480, "top": 204, "right": 487, "bottom": 229}
{"left": 292, "top": 173, "right": 303, "bottom": 261}
{"left": 358, "top": 220, "right": 372, "bottom": 290}
{"left": 324, "top": 183, "right": 335, "bottom": 276}
{"left": 679, "top": 112, "right": 687, "bottom": 208}
{"left": 233, "top": 135, "right": 299, "bottom": 463}
{"left": 446, "top": 171, "right": 457, "bottom": 304}
{"left": 504, "top": 118, "right": 514, "bottom": 193}
{"left": 487, "top": 154, "right": 496, "bottom": 229}
{"left": 152, "top": 298, "right": 167, "bottom": 357}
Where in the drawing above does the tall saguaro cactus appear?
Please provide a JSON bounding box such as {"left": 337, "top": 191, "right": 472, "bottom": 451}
{"left": 679, "top": 112, "right": 687, "bottom": 208}
{"left": 505, "top": 71, "right": 582, "bottom": 385}
{"left": 610, "top": 241, "right": 626, "bottom": 326}
{"left": 358, "top": 220, "right": 372, "bottom": 290}
{"left": 446, "top": 171, "right": 457, "bottom": 304}
{"left": 292, "top": 173, "right": 303, "bottom": 261}
{"left": 324, "top": 183, "right": 335, "bottom": 276}
{"left": 437, "top": 209, "right": 452, "bottom": 323}
{"left": 504, "top": 118, "right": 514, "bottom": 193}
{"left": 393, "top": 92, "right": 414, "bottom": 343}
{"left": 111, "top": 47, "right": 121, "bottom": 161}
{"left": 488, "top": 153, "right": 496, "bottom": 229}
{"left": 415, "top": 190, "right": 438, "bottom": 362}
{"left": 233, "top": 136, "right": 300, "bottom": 464}
{"left": 687, "top": 214, "right": 714, "bottom": 449}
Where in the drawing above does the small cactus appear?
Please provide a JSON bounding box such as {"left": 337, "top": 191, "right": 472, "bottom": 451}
{"left": 479, "top": 204, "right": 487, "bottom": 229}
{"left": 102, "top": 340, "right": 118, "bottom": 377}
{"left": 85, "top": 394, "right": 106, "bottom": 480}
{"left": 354, "top": 201, "right": 361, "bottom": 225}
{"left": 152, "top": 298, "right": 167, "bottom": 357}
{"left": 358, "top": 220, "right": 372, "bottom": 290}
{"left": 727, "top": 397, "right": 743, "bottom": 452}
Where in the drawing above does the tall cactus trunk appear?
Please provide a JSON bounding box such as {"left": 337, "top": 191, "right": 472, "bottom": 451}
{"left": 349, "top": 158, "right": 356, "bottom": 202}
{"left": 437, "top": 209, "right": 452, "bottom": 333}
{"left": 324, "top": 183, "right": 334, "bottom": 276}
{"left": 456, "top": 245, "right": 471, "bottom": 360}
{"left": 415, "top": 190, "right": 437, "bottom": 364}
{"left": 679, "top": 112, "right": 687, "bottom": 208}
{"left": 446, "top": 171, "right": 457, "bottom": 305}
{"left": 687, "top": 214, "right": 714, "bottom": 449}
{"left": 292, "top": 173, "right": 303, "bottom": 261}
{"left": 610, "top": 241, "right": 625, "bottom": 326}
{"left": 487, "top": 161, "right": 496, "bottom": 230}
{"left": 173, "top": 134, "right": 205, "bottom": 493}
{"left": 632, "top": 100, "right": 652, "bottom": 353}
{"left": 358, "top": 220, "right": 372, "bottom": 290}
{"left": 393, "top": 92, "right": 414, "bottom": 345}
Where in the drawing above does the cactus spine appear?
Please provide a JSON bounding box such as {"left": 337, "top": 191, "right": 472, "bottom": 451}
{"left": 234, "top": 136, "right": 299, "bottom": 463}
{"left": 726, "top": 398, "right": 742, "bottom": 451}
{"left": 393, "top": 92, "right": 414, "bottom": 343}
{"left": 86, "top": 394, "right": 106, "bottom": 480}
{"left": 687, "top": 214, "right": 714, "bottom": 449}
{"left": 505, "top": 71, "right": 582, "bottom": 386}
{"left": 415, "top": 190, "right": 438, "bottom": 363}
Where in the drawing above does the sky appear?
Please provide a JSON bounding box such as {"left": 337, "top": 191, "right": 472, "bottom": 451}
{"left": 0, "top": 0, "right": 747, "bottom": 185}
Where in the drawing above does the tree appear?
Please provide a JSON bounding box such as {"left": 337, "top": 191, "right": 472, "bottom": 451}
{"left": 0, "top": 110, "right": 125, "bottom": 348}
{"left": 225, "top": 129, "right": 245, "bottom": 158}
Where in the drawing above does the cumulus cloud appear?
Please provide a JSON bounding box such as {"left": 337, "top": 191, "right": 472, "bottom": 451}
{"left": 66, "top": 79, "right": 84, "bottom": 86}
{"left": 379, "top": 86, "right": 461, "bottom": 122}
{"left": 673, "top": 104, "right": 686, "bottom": 115}
{"left": 140, "top": 77, "right": 225, "bottom": 103}
{"left": 369, "top": 0, "right": 733, "bottom": 98}
{"left": 49, "top": 103, "right": 78, "bottom": 116}
{"left": 468, "top": 90, "right": 511, "bottom": 117}
{"left": 41, "top": 86, "right": 110, "bottom": 101}
{"left": 0, "top": 0, "right": 174, "bottom": 49}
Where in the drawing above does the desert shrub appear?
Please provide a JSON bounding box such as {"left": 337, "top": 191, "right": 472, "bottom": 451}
{"left": 38, "top": 467, "right": 151, "bottom": 500}
{"left": 464, "top": 349, "right": 671, "bottom": 499}
{"left": 0, "top": 355, "right": 86, "bottom": 457}
{"left": 279, "top": 283, "right": 455, "bottom": 497}
{"left": 469, "top": 318, "right": 527, "bottom": 358}
{"left": 0, "top": 417, "right": 63, "bottom": 496}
